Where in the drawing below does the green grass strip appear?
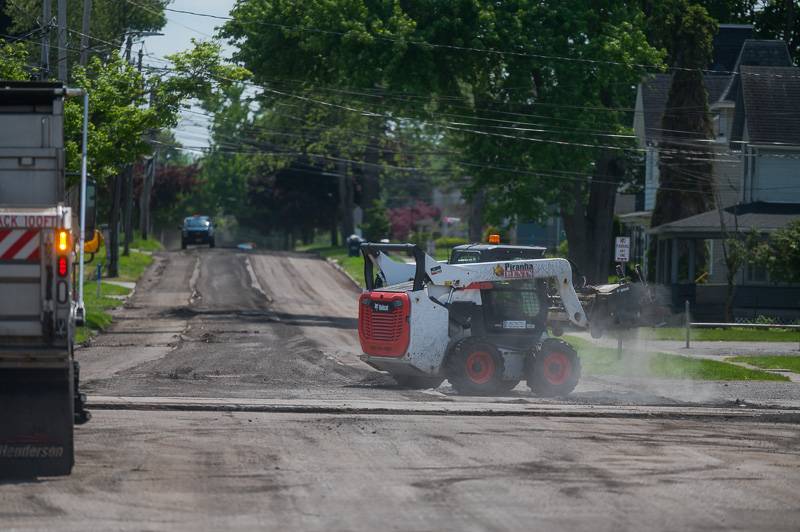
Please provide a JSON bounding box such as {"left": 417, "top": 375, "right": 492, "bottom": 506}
{"left": 75, "top": 246, "right": 153, "bottom": 343}
{"left": 130, "top": 234, "right": 164, "bottom": 252}
{"left": 75, "top": 281, "right": 131, "bottom": 344}
{"left": 565, "top": 335, "right": 788, "bottom": 381}
{"left": 728, "top": 356, "right": 800, "bottom": 374}
{"left": 303, "top": 245, "right": 366, "bottom": 287}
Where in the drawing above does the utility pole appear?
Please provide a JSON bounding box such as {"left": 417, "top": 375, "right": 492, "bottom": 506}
{"left": 79, "top": 0, "right": 92, "bottom": 66}
{"left": 57, "top": 0, "right": 67, "bottom": 81}
{"left": 140, "top": 151, "right": 156, "bottom": 240}
{"left": 122, "top": 45, "right": 144, "bottom": 256}
{"left": 124, "top": 34, "right": 133, "bottom": 63}
{"left": 140, "top": 87, "right": 157, "bottom": 241}
{"left": 40, "top": 0, "right": 51, "bottom": 79}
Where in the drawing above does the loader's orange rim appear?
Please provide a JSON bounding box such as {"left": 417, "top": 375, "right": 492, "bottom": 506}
{"left": 465, "top": 351, "right": 495, "bottom": 384}
{"left": 542, "top": 352, "right": 571, "bottom": 385}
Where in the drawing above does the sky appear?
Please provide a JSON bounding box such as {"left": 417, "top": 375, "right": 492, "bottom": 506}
{"left": 142, "top": 0, "right": 239, "bottom": 150}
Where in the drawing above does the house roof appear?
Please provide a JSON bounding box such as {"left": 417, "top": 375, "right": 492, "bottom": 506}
{"left": 732, "top": 65, "right": 800, "bottom": 146}
{"left": 718, "top": 40, "right": 793, "bottom": 103}
{"left": 639, "top": 74, "right": 730, "bottom": 143}
{"left": 650, "top": 202, "right": 800, "bottom": 235}
{"left": 710, "top": 25, "right": 754, "bottom": 73}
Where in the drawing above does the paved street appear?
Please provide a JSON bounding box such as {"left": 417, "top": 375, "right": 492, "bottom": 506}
{"left": 3, "top": 410, "right": 800, "bottom": 532}
{"left": 3, "top": 248, "right": 800, "bottom": 530}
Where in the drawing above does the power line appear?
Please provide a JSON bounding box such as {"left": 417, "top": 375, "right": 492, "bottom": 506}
{"left": 140, "top": 0, "right": 800, "bottom": 80}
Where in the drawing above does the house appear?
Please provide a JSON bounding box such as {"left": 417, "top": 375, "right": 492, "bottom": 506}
{"left": 624, "top": 25, "right": 756, "bottom": 274}
{"left": 645, "top": 43, "right": 800, "bottom": 321}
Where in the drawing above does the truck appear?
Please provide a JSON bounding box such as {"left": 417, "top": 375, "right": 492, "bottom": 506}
{"left": 0, "top": 81, "right": 92, "bottom": 477}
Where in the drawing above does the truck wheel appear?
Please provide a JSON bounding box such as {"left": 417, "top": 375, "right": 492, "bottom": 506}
{"left": 393, "top": 374, "right": 444, "bottom": 389}
{"left": 181, "top": 239, "right": 187, "bottom": 250}
{"left": 209, "top": 238, "right": 215, "bottom": 248}
{"left": 527, "top": 339, "right": 581, "bottom": 397}
{"left": 446, "top": 339, "right": 505, "bottom": 395}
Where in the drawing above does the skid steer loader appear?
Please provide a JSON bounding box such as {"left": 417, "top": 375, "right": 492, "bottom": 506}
{"left": 357, "top": 242, "right": 657, "bottom": 396}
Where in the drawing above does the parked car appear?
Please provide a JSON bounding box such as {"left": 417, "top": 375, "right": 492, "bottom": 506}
{"left": 181, "top": 215, "right": 215, "bottom": 249}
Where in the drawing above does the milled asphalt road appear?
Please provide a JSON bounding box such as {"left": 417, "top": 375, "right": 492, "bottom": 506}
{"left": 2, "top": 248, "right": 799, "bottom": 530}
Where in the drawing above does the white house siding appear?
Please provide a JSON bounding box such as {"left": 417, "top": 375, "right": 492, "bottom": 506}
{"left": 751, "top": 150, "right": 800, "bottom": 203}
{"left": 644, "top": 146, "right": 660, "bottom": 210}
{"left": 712, "top": 144, "right": 743, "bottom": 208}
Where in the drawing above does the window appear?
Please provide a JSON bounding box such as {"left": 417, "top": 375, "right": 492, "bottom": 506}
{"left": 452, "top": 252, "right": 480, "bottom": 264}
{"left": 745, "top": 263, "right": 769, "bottom": 284}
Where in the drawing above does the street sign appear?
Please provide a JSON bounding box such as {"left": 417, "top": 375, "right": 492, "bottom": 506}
{"left": 615, "top": 237, "right": 630, "bottom": 263}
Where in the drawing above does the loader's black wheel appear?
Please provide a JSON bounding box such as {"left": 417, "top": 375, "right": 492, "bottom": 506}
{"left": 393, "top": 374, "right": 444, "bottom": 389}
{"left": 447, "top": 339, "right": 505, "bottom": 395}
{"left": 527, "top": 338, "right": 581, "bottom": 397}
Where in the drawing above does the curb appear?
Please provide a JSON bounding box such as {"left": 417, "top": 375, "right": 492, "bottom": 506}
{"left": 86, "top": 396, "right": 800, "bottom": 423}
{"left": 325, "top": 257, "right": 362, "bottom": 290}
{"left": 302, "top": 249, "right": 362, "bottom": 290}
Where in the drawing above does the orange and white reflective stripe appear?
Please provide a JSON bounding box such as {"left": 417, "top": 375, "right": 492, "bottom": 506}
{"left": 0, "top": 229, "right": 41, "bottom": 262}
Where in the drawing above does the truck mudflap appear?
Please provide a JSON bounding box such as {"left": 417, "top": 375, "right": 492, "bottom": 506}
{"left": 0, "top": 367, "right": 74, "bottom": 477}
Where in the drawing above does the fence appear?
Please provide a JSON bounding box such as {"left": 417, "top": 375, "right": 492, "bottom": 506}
{"left": 683, "top": 300, "right": 800, "bottom": 350}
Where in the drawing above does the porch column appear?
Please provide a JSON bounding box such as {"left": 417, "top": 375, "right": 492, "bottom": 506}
{"left": 670, "top": 238, "right": 678, "bottom": 284}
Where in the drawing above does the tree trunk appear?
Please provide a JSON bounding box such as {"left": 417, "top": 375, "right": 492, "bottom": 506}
{"left": 330, "top": 214, "right": 339, "bottom": 246}
{"left": 361, "top": 131, "right": 383, "bottom": 213}
{"left": 468, "top": 188, "right": 486, "bottom": 242}
{"left": 338, "top": 159, "right": 354, "bottom": 244}
{"left": 140, "top": 153, "right": 156, "bottom": 240}
{"left": 724, "top": 270, "right": 736, "bottom": 322}
{"left": 108, "top": 173, "right": 123, "bottom": 277}
{"left": 561, "top": 152, "right": 622, "bottom": 284}
{"left": 122, "top": 165, "right": 133, "bottom": 256}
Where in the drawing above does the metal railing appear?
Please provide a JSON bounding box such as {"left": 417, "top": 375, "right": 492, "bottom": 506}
{"left": 683, "top": 301, "right": 800, "bottom": 350}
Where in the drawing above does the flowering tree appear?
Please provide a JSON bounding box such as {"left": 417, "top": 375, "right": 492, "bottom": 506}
{"left": 388, "top": 202, "right": 440, "bottom": 241}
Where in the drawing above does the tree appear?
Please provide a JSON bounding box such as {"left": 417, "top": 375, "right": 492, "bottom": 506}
{"left": 361, "top": 200, "right": 390, "bottom": 242}
{"left": 651, "top": 3, "right": 718, "bottom": 230}
{"left": 698, "top": 1, "right": 800, "bottom": 62}
{"left": 0, "top": 39, "right": 31, "bottom": 79}
{"left": 755, "top": 220, "right": 800, "bottom": 284}
{"left": 4, "top": 0, "right": 168, "bottom": 73}
{"left": 719, "top": 230, "right": 759, "bottom": 321}
{"left": 388, "top": 202, "right": 440, "bottom": 241}
{"left": 223, "top": 1, "right": 662, "bottom": 279}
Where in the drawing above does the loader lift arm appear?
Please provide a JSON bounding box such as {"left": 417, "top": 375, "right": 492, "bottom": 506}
{"left": 361, "top": 243, "right": 589, "bottom": 330}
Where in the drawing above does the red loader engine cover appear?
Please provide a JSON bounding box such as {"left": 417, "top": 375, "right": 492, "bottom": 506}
{"left": 358, "top": 291, "right": 410, "bottom": 357}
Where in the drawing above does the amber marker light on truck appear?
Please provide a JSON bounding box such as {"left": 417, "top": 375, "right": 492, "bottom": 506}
{"left": 57, "top": 229, "right": 69, "bottom": 252}
{"left": 488, "top": 234, "right": 501, "bottom": 244}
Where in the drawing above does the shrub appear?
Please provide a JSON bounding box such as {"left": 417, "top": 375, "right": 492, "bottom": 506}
{"left": 434, "top": 236, "right": 469, "bottom": 248}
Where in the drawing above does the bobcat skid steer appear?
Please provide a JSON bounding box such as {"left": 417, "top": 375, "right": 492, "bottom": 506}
{"left": 357, "top": 243, "right": 592, "bottom": 396}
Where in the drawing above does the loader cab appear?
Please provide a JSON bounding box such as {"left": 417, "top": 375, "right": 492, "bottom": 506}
{"left": 447, "top": 244, "right": 550, "bottom": 345}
